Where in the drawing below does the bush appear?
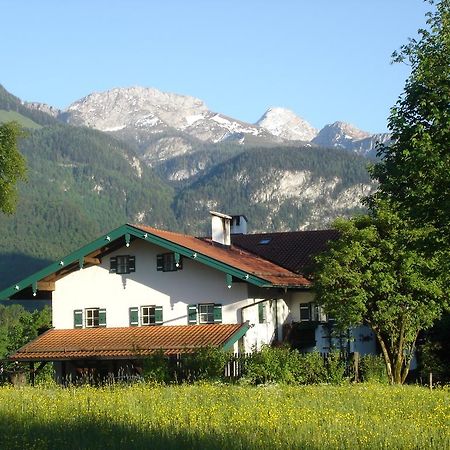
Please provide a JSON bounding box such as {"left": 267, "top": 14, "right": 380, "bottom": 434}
{"left": 360, "top": 354, "right": 388, "bottom": 383}
{"left": 180, "top": 347, "right": 230, "bottom": 382}
{"left": 142, "top": 351, "right": 171, "bottom": 383}
{"left": 242, "top": 346, "right": 346, "bottom": 385}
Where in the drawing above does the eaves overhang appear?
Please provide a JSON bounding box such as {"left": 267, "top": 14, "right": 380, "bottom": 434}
{"left": 0, "top": 224, "right": 279, "bottom": 300}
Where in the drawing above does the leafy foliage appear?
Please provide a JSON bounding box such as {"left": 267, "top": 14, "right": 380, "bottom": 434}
{"left": 369, "top": 0, "right": 450, "bottom": 268}
{"left": 242, "top": 346, "right": 346, "bottom": 385}
{"left": 0, "top": 304, "right": 51, "bottom": 361}
{"left": 314, "top": 205, "right": 446, "bottom": 384}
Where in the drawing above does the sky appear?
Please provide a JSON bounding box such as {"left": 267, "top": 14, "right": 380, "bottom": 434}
{"left": 1, "top": 0, "right": 433, "bottom": 133}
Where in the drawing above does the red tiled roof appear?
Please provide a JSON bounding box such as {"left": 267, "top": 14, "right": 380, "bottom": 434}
{"left": 132, "top": 224, "right": 311, "bottom": 287}
{"left": 231, "top": 230, "right": 339, "bottom": 274}
{"left": 11, "top": 324, "right": 248, "bottom": 361}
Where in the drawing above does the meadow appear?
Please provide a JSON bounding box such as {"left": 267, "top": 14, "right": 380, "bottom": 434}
{"left": 0, "top": 383, "right": 448, "bottom": 450}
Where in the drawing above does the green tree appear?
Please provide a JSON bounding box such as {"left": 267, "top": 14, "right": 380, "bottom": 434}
{"left": 314, "top": 206, "right": 445, "bottom": 384}
{"left": 0, "top": 121, "right": 27, "bottom": 214}
{"left": 369, "top": 0, "right": 450, "bottom": 256}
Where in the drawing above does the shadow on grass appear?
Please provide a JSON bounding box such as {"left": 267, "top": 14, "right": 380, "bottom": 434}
{"left": 0, "top": 413, "right": 323, "bottom": 450}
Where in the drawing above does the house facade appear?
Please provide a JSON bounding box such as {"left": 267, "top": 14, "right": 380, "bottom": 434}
{"left": 0, "top": 212, "right": 376, "bottom": 381}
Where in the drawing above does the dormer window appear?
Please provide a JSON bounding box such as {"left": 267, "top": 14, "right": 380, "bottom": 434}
{"left": 110, "top": 255, "right": 136, "bottom": 274}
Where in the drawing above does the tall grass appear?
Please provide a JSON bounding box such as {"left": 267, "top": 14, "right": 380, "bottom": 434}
{"left": 0, "top": 383, "right": 448, "bottom": 449}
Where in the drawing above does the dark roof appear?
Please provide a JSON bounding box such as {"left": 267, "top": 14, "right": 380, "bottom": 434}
{"left": 231, "top": 230, "right": 339, "bottom": 274}
{"left": 10, "top": 323, "right": 249, "bottom": 361}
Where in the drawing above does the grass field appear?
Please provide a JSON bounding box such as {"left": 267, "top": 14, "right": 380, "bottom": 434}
{"left": 0, "top": 383, "right": 448, "bottom": 449}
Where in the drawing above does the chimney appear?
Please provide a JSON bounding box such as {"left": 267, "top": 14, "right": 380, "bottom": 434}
{"left": 231, "top": 215, "right": 248, "bottom": 235}
{"left": 210, "top": 211, "right": 232, "bottom": 246}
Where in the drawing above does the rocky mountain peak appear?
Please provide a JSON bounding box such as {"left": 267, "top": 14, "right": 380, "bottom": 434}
{"left": 256, "top": 107, "right": 317, "bottom": 141}
{"left": 65, "top": 86, "right": 209, "bottom": 131}
{"left": 312, "top": 121, "right": 371, "bottom": 148}
{"left": 24, "top": 102, "right": 62, "bottom": 118}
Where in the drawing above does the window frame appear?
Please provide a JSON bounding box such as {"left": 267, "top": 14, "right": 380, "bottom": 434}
{"left": 85, "top": 308, "right": 100, "bottom": 328}
{"left": 198, "top": 303, "right": 215, "bottom": 324}
{"left": 141, "top": 305, "right": 156, "bottom": 326}
{"left": 157, "top": 252, "right": 182, "bottom": 272}
{"left": 110, "top": 255, "right": 136, "bottom": 274}
{"left": 299, "top": 303, "right": 311, "bottom": 322}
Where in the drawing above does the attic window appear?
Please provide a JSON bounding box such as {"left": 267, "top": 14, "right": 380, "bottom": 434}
{"left": 110, "top": 255, "right": 136, "bottom": 274}
{"left": 258, "top": 238, "right": 272, "bottom": 245}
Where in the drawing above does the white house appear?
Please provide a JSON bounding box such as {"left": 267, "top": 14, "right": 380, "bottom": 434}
{"left": 0, "top": 212, "right": 376, "bottom": 381}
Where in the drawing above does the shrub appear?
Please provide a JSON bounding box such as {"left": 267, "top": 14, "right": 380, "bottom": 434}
{"left": 360, "top": 354, "right": 388, "bottom": 383}
{"left": 180, "top": 347, "right": 230, "bottom": 382}
{"left": 142, "top": 351, "right": 171, "bottom": 383}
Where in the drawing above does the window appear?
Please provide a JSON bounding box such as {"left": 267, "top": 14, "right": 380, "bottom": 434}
{"left": 129, "top": 306, "right": 163, "bottom": 326}
{"left": 198, "top": 303, "right": 214, "bottom": 324}
{"left": 86, "top": 308, "right": 99, "bottom": 327}
{"left": 74, "top": 308, "right": 106, "bottom": 328}
{"left": 258, "top": 302, "right": 267, "bottom": 324}
{"left": 188, "top": 303, "right": 222, "bottom": 325}
{"left": 156, "top": 253, "right": 182, "bottom": 272}
{"left": 299, "top": 303, "right": 311, "bottom": 322}
{"left": 110, "top": 255, "right": 136, "bottom": 274}
{"left": 141, "top": 306, "right": 156, "bottom": 325}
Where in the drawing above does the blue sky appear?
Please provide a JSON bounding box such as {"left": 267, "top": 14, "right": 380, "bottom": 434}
{"left": 1, "top": 0, "right": 432, "bottom": 133}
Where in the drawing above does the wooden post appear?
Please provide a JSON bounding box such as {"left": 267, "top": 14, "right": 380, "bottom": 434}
{"left": 353, "top": 352, "right": 360, "bottom": 383}
{"left": 429, "top": 372, "right": 433, "bottom": 390}
{"left": 29, "top": 362, "right": 35, "bottom": 386}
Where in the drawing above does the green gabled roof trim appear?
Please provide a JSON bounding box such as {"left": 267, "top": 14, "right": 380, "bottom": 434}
{"left": 222, "top": 321, "right": 251, "bottom": 351}
{"left": 0, "top": 224, "right": 272, "bottom": 300}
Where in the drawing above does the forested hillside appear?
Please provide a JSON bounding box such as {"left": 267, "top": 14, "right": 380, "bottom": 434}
{"left": 174, "top": 146, "right": 374, "bottom": 234}
{"left": 0, "top": 125, "right": 175, "bottom": 288}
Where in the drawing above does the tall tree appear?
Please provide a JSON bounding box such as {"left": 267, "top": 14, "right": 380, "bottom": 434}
{"left": 314, "top": 206, "right": 445, "bottom": 384}
{"left": 369, "top": 0, "right": 450, "bottom": 255}
{"left": 0, "top": 121, "right": 27, "bottom": 214}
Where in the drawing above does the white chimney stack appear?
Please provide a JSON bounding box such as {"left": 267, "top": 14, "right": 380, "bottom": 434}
{"left": 210, "top": 211, "right": 232, "bottom": 246}
{"left": 231, "top": 215, "right": 248, "bottom": 234}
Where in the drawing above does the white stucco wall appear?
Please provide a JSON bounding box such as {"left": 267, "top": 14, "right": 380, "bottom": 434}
{"left": 52, "top": 239, "right": 283, "bottom": 351}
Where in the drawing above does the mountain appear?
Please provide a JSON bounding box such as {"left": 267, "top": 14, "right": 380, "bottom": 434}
{"left": 312, "top": 121, "right": 391, "bottom": 157}
{"left": 0, "top": 84, "right": 378, "bottom": 289}
{"left": 61, "top": 87, "right": 280, "bottom": 164}
{"left": 59, "top": 86, "right": 388, "bottom": 160}
{"left": 256, "top": 107, "right": 317, "bottom": 141}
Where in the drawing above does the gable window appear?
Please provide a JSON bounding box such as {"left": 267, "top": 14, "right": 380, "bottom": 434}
{"left": 156, "top": 253, "right": 182, "bottom": 272}
{"left": 110, "top": 255, "right": 136, "bottom": 274}
{"left": 188, "top": 303, "right": 222, "bottom": 325}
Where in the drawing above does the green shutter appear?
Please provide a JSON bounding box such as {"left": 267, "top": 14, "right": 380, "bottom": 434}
{"left": 214, "top": 304, "right": 222, "bottom": 323}
{"left": 188, "top": 304, "right": 197, "bottom": 324}
{"left": 155, "top": 306, "right": 163, "bottom": 324}
{"left": 156, "top": 254, "right": 164, "bottom": 271}
{"left": 129, "top": 307, "right": 139, "bottom": 326}
{"left": 129, "top": 255, "right": 136, "bottom": 273}
{"left": 258, "top": 303, "right": 265, "bottom": 324}
{"left": 99, "top": 308, "right": 107, "bottom": 327}
{"left": 74, "top": 310, "right": 83, "bottom": 328}
{"left": 110, "top": 257, "right": 117, "bottom": 273}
